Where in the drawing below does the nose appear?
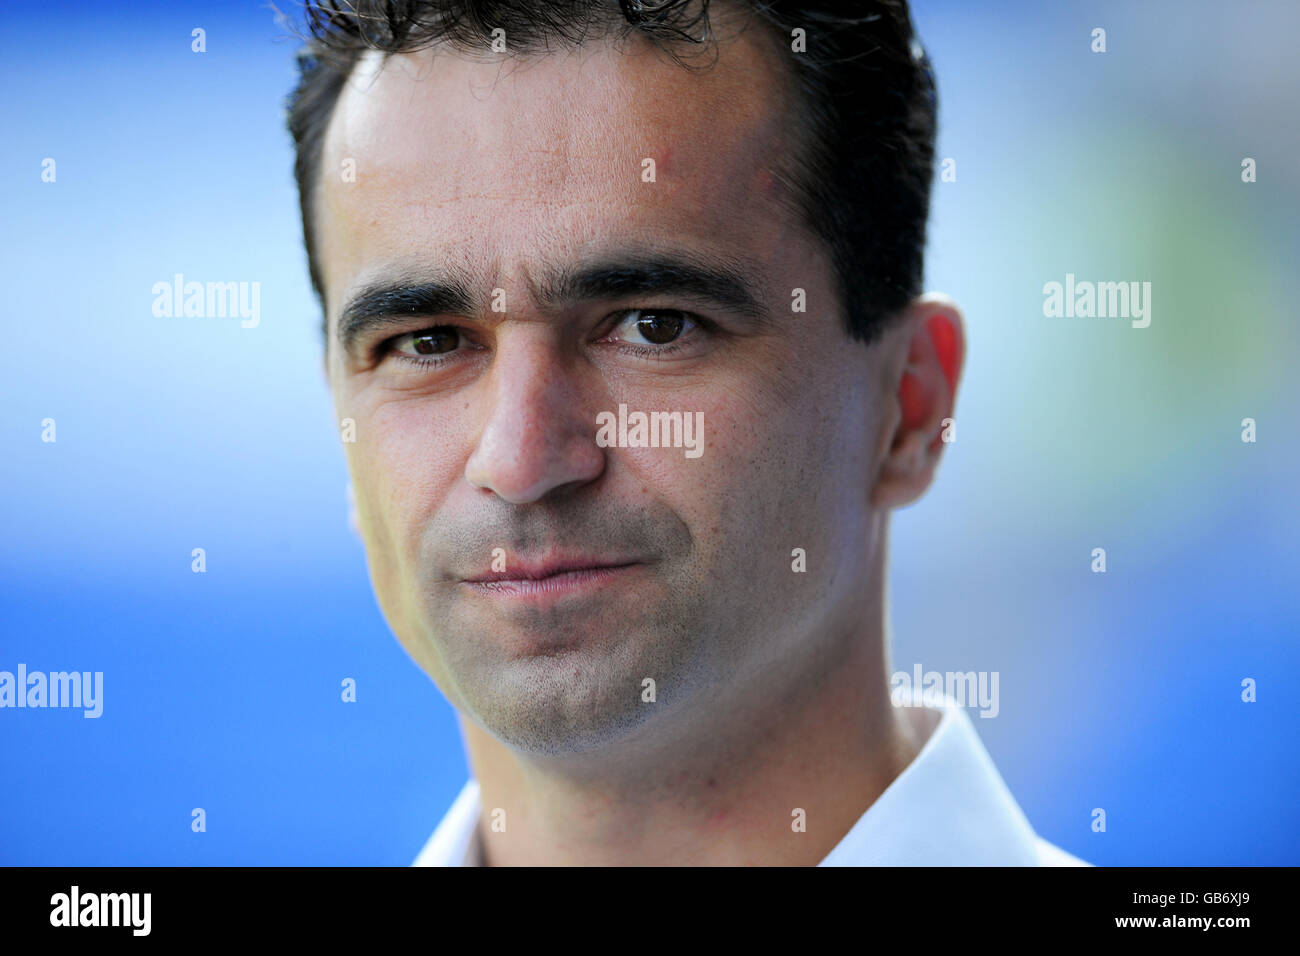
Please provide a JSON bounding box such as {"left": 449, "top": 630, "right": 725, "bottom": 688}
{"left": 464, "top": 333, "right": 606, "bottom": 504}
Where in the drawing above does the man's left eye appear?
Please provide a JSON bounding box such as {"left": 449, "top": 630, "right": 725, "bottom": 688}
{"left": 607, "top": 309, "right": 697, "bottom": 347}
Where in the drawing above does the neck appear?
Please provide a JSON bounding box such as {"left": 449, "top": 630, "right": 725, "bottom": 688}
{"left": 458, "top": 529, "right": 933, "bottom": 866}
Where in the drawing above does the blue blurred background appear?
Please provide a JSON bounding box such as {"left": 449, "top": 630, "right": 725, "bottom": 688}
{"left": 1, "top": 0, "right": 1296, "bottom": 865}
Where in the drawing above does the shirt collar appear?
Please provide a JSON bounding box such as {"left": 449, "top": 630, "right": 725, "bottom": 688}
{"left": 412, "top": 776, "right": 484, "bottom": 867}
{"left": 412, "top": 695, "right": 1043, "bottom": 866}
{"left": 817, "top": 695, "right": 1042, "bottom": 865}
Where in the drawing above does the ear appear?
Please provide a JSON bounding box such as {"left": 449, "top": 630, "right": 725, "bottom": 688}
{"left": 871, "top": 293, "right": 966, "bottom": 510}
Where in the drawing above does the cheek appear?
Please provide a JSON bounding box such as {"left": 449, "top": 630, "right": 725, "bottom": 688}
{"left": 346, "top": 400, "right": 467, "bottom": 565}
{"left": 704, "top": 359, "right": 876, "bottom": 567}
{"left": 626, "top": 383, "right": 835, "bottom": 569}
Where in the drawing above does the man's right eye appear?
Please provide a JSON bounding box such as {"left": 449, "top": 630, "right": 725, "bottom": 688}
{"left": 389, "top": 326, "right": 461, "bottom": 358}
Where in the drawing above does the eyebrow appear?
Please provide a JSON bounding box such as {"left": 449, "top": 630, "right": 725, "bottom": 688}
{"left": 337, "top": 274, "right": 476, "bottom": 358}
{"left": 336, "top": 249, "right": 771, "bottom": 357}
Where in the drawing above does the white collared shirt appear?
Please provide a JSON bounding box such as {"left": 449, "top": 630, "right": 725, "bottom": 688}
{"left": 412, "top": 695, "right": 1090, "bottom": 866}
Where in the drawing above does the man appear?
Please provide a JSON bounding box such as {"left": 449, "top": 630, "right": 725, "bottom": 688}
{"left": 286, "top": 0, "right": 1087, "bottom": 865}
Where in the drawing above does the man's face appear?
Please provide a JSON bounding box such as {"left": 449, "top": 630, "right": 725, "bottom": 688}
{"left": 317, "top": 25, "right": 899, "bottom": 756}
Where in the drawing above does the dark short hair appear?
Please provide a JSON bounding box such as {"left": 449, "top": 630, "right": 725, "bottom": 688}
{"left": 286, "top": 0, "right": 937, "bottom": 345}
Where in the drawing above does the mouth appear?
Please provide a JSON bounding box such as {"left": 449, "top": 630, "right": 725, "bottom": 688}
{"left": 458, "top": 557, "right": 644, "bottom": 601}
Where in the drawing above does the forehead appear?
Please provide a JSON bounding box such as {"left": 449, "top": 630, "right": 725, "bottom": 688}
{"left": 316, "top": 24, "right": 804, "bottom": 317}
